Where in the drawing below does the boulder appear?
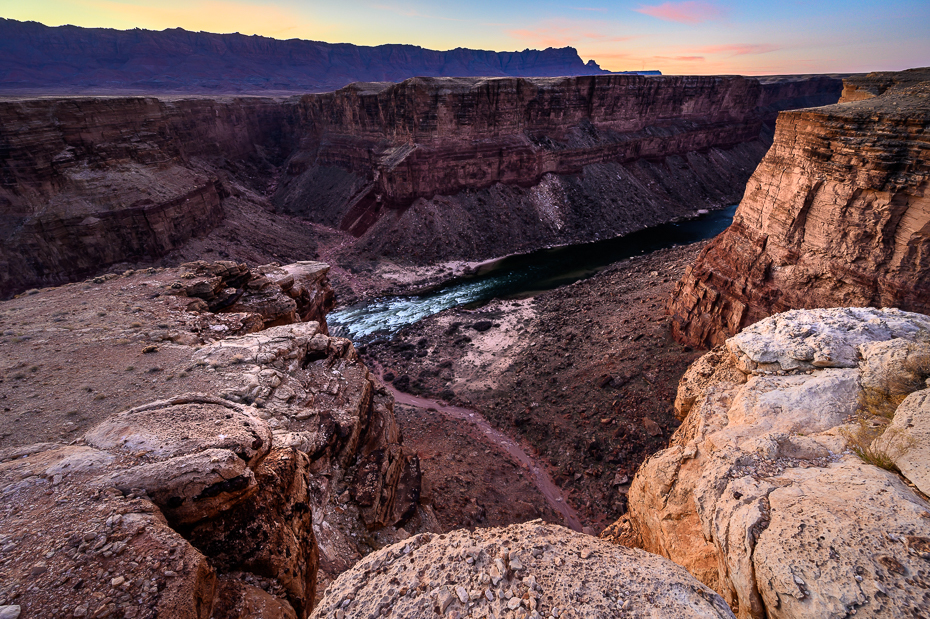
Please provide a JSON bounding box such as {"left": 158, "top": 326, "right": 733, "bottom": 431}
{"left": 614, "top": 308, "right": 930, "bottom": 618}
{"left": 311, "top": 521, "right": 735, "bottom": 619}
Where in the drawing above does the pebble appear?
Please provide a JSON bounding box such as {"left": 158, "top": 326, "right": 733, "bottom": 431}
{"left": 579, "top": 548, "right": 593, "bottom": 559}
{"left": 508, "top": 597, "right": 522, "bottom": 610}
{"left": 0, "top": 606, "right": 21, "bottom": 619}
{"left": 455, "top": 585, "right": 468, "bottom": 604}
{"left": 485, "top": 589, "right": 495, "bottom": 601}
{"left": 111, "top": 576, "right": 125, "bottom": 587}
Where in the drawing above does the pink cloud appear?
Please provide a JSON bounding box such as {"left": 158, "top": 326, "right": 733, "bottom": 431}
{"left": 635, "top": 1, "right": 726, "bottom": 24}
{"left": 696, "top": 44, "right": 780, "bottom": 55}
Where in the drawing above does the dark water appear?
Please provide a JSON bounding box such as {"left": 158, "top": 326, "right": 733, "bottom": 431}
{"left": 329, "top": 205, "right": 736, "bottom": 342}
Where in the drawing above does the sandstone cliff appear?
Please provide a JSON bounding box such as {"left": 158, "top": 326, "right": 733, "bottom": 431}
{"left": 0, "top": 74, "right": 842, "bottom": 298}
{"left": 667, "top": 69, "right": 930, "bottom": 348}
{"left": 0, "top": 95, "right": 298, "bottom": 298}
{"left": 0, "top": 261, "right": 424, "bottom": 618}
{"left": 605, "top": 308, "right": 930, "bottom": 619}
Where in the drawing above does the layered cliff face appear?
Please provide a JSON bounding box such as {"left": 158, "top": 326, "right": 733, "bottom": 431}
{"left": 0, "top": 96, "right": 298, "bottom": 297}
{"left": 668, "top": 70, "right": 930, "bottom": 348}
{"left": 0, "top": 73, "right": 842, "bottom": 297}
{"left": 276, "top": 74, "right": 842, "bottom": 264}
{"left": 606, "top": 307, "right": 930, "bottom": 619}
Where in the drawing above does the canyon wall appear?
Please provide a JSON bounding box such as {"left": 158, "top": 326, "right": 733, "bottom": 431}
{"left": 0, "top": 18, "right": 612, "bottom": 95}
{"left": 0, "top": 96, "right": 297, "bottom": 297}
{"left": 668, "top": 69, "right": 930, "bottom": 348}
{"left": 0, "top": 73, "right": 842, "bottom": 297}
{"left": 276, "top": 74, "right": 842, "bottom": 264}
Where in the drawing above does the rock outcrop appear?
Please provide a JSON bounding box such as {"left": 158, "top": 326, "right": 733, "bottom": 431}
{"left": 0, "top": 74, "right": 842, "bottom": 297}
{"left": 667, "top": 69, "right": 930, "bottom": 348}
{"left": 608, "top": 307, "right": 930, "bottom": 618}
{"left": 0, "top": 262, "right": 423, "bottom": 618}
{"left": 312, "top": 521, "right": 736, "bottom": 619}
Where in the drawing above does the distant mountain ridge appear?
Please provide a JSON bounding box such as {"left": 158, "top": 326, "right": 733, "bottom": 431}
{"left": 0, "top": 18, "right": 639, "bottom": 94}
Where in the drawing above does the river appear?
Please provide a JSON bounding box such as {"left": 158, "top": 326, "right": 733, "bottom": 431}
{"left": 329, "top": 205, "right": 736, "bottom": 342}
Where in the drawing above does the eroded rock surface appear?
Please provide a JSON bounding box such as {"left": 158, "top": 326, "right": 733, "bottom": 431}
{"left": 608, "top": 307, "right": 930, "bottom": 619}
{"left": 312, "top": 521, "right": 735, "bottom": 619}
{"left": 0, "top": 261, "right": 423, "bottom": 618}
{"left": 668, "top": 69, "right": 930, "bottom": 348}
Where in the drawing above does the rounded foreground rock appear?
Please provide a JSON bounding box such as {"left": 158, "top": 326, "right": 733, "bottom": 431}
{"left": 311, "top": 521, "right": 735, "bottom": 619}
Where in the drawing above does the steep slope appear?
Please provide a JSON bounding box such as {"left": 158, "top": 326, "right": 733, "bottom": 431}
{"left": 0, "top": 95, "right": 299, "bottom": 298}
{"left": 668, "top": 69, "right": 930, "bottom": 348}
{"left": 0, "top": 18, "right": 611, "bottom": 94}
{"left": 277, "top": 74, "right": 842, "bottom": 265}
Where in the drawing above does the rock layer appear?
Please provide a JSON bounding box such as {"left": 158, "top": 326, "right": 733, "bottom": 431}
{"left": 0, "top": 74, "right": 842, "bottom": 297}
{"left": 312, "top": 521, "right": 735, "bottom": 619}
{"left": 668, "top": 69, "right": 930, "bottom": 348}
{"left": 278, "top": 75, "right": 841, "bottom": 265}
{"left": 608, "top": 307, "right": 930, "bottom": 619}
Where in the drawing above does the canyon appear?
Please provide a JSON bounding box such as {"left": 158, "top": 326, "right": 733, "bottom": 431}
{"left": 668, "top": 68, "right": 930, "bottom": 348}
{"left": 0, "top": 73, "right": 842, "bottom": 300}
{"left": 2, "top": 61, "right": 929, "bottom": 619}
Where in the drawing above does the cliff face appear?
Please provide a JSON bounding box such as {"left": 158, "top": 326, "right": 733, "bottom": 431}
{"left": 276, "top": 74, "right": 842, "bottom": 264}
{"left": 0, "top": 18, "right": 609, "bottom": 94}
{"left": 668, "top": 69, "right": 930, "bottom": 348}
{"left": 0, "top": 73, "right": 843, "bottom": 297}
{"left": 0, "top": 96, "right": 296, "bottom": 297}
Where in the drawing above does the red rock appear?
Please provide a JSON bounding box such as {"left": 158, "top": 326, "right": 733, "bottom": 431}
{"left": 668, "top": 69, "right": 930, "bottom": 348}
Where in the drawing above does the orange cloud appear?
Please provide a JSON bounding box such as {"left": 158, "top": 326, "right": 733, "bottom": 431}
{"left": 696, "top": 44, "right": 780, "bottom": 55}
{"left": 635, "top": 1, "right": 726, "bottom": 24}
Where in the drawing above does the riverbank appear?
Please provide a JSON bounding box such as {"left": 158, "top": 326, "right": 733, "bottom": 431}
{"left": 362, "top": 241, "right": 709, "bottom": 530}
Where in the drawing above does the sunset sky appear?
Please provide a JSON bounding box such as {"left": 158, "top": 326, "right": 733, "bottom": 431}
{"left": 3, "top": 0, "right": 928, "bottom": 75}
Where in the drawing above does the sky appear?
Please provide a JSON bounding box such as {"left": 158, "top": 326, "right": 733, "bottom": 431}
{"left": 2, "top": 0, "right": 928, "bottom": 75}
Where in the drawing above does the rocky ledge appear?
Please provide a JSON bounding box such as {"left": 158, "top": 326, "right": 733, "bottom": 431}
{"left": 667, "top": 68, "right": 930, "bottom": 348}
{"left": 311, "top": 521, "right": 735, "bottom": 619}
{"left": 0, "top": 261, "right": 424, "bottom": 618}
{"left": 605, "top": 307, "right": 930, "bottom": 618}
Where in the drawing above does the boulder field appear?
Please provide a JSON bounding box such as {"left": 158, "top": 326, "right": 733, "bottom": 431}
{"left": 605, "top": 307, "right": 930, "bottom": 619}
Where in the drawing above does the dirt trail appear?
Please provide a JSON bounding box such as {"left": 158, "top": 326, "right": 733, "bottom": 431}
{"left": 371, "top": 362, "right": 582, "bottom": 531}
